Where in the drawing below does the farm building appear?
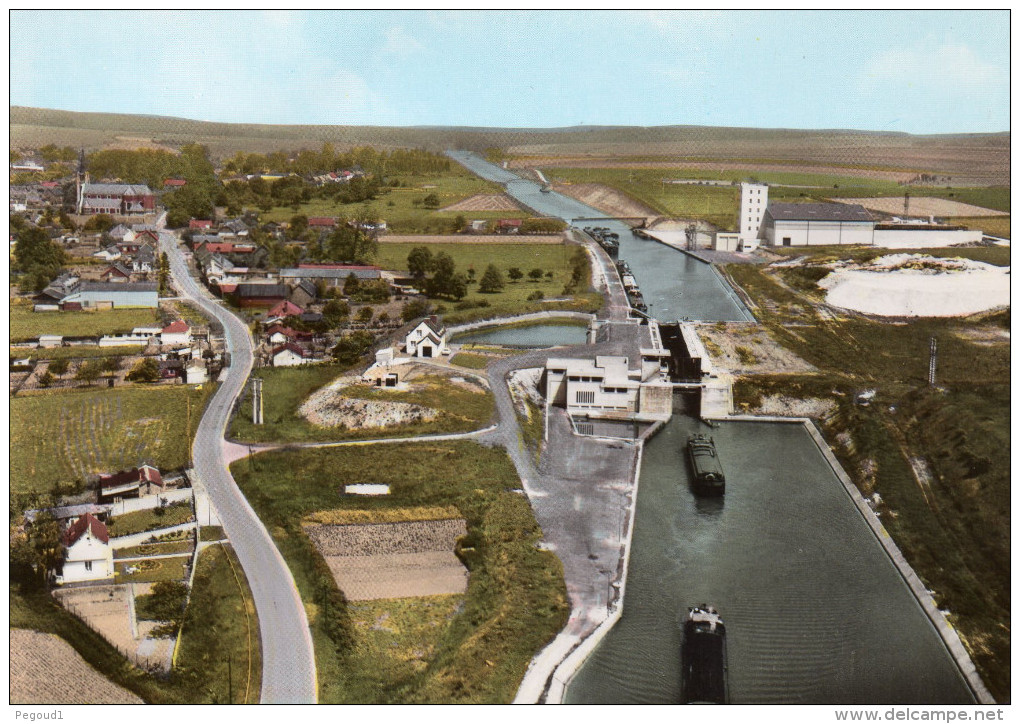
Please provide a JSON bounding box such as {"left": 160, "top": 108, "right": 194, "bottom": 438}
{"left": 232, "top": 283, "right": 290, "bottom": 308}
{"left": 278, "top": 264, "right": 382, "bottom": 287}
{"left": 59, "top": 282, "right": 158, "bottom": 309}
{"left": 97, "top": 464, "right": 165, "bottom": 503}
{"left": 405, "top": 316, "right": 448, "bottom": 358}
{"left": 57, "top": 514, "right": 113, "bottom": 584}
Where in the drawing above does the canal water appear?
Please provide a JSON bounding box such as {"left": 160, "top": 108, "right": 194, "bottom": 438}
{"left": 564, "top": 417, "right": 974, "bottom": 704}
{"left": 446, "top": 151, "right": 754, "bottom": 323}
{"left": 454, "top": 322, "right": 588, "bottom": 348}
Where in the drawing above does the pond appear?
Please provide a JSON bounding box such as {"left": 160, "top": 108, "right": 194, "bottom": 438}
{"left": 454, "top": 322, "right": 588, "bottom": 348}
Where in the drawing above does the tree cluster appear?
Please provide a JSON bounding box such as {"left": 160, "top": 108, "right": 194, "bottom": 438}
{"left": 13, "top": 225, "right": 66, "bottom": 292}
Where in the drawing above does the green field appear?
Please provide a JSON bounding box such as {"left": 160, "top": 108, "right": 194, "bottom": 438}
{"left": 258, "top": 170, "right": 516, "bottom": 233}
{"left": 231, "top": 370, "right": 494, "bottom": 444}
{"left": 545, "top": 167, "right": 1010, "bottom": 230}
{"left": 10, "top": 385, "right": 213, "bottom": 498}
{"left": 114, "top": 556, "right": 190, "bottom": 583}
{"left": 374, "top": 241, "right": 601, "bottom": 323}
{"left": 449, "top": 352, "right": 490, "bottom": 369}
{"left": 227, "top": 363, "right": 346, "bottom": 442}
{"left": 725, "top": 262, "right": 1010, "bottom": 701}
{"left": 230, "top": 441, "right": 569, "bottom": 703}
{"left": 956, "top": 216, "right": 1010, "bottom": 239}
{"left": 11, "top": 344, "right": 145, "bottom": 361}
{"left": 10, "top": 302, "right": 161, "bottom": 343}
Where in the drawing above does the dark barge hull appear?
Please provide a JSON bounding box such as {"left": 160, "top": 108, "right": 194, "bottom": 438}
{"left": 682, "top": 621, "right": 728, "bottom": 704}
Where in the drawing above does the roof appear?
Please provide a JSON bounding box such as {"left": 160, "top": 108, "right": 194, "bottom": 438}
{"left": 102, "top": 263, "right": 131, "bottom": 278}
{"left": 79, "top": 281, "right": 158, "bottom": 293}
{"left": 162, "top": 320, "right": 190, "bottom": 334}
{"left": 134, "top": 245, "right": 156, "bottom": 262}
{"left": 164, "top": 178, "right": 187, "bottom": 187}
{"left": 297, "top": 264, "right": 381, "bottom": 270}
{"left": 189, "top": 219, "right": 213, "bottom": 229}
{"left": 307, "top": 217, "right": 336, "bottom": 226}
{"left": 99, "top": 464, "right": 163, "bottom": 492}
{"left": 766, "top": 202, "right": 873, "bottom": 223}
{"left": 62, "top": 513, "right": 109, "bottom": 546}
{"left": 266, "top": 324, "right": 311, "bottom": 339}
{"left": 272, "top": 342, "right": 308, "bottom": 358}
{"left": 268, "top": 300, "right": 304, "bottom": 317}
{"left": 83, "top": 183, "right": 153, "bottom": 196}
{"left": 417, "top": 315, "right": 446, "bottom": 336}
{"left": 234, "top": 283, "right": 290, "bottom": 298}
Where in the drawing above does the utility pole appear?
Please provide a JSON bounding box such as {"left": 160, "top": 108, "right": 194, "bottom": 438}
{"left": 226, "top": 652, "right": 233, "bottom": 703}
{"left": 928, "top": 336, "right": 937, "bottom": 387}
{"left": 251, "top": 378, "right": 263, "bottom": 424}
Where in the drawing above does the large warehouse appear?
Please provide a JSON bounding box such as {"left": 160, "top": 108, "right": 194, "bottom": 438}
{"left": 727, "top": 183, "right": 984, "bottom": 250}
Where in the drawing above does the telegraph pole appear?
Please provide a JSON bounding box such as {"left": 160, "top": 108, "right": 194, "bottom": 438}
{"left": 928, "top": 336, "right": 937, "bottom": 387}
{"left": 251, "top": 378, "right": 263, "bottom": 424}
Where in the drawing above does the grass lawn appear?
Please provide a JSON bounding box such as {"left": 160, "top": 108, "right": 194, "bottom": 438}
{"left": 374, "top": 241, "right": 603, "bottom": 324}
{"left": 108, "top": 502, "right": 194, "bottom": 537}
{"left": 449, "top": 352, "right": 490, "bottom": 369}
{"left": 726, "top": 262, "right": 1010, "bottom": 702}
{"left": 115, "top": 556, "right": 189, "bottom": 583}
{"left": 10, "top": 384, "right": 213, "bottom": 498}
{"left": 114, "top": 540, "right": 195, "bottom": 558}
{"left": 232, "top": 371, "right": 494, "bottom": 444}
{"left": 10, "top": 301, "right": 161, "bottom": 342}
{"left": 955, "top": 216, "right": 1010, "bottom": 239}
{"left": 199, "top": 525, "right": 226, "bottom": 542}
{"left": 230, "top": 441, "right": 569, "bottom": 703}
{"left": 227, "top": 363, "right": 347, "bottom": 442}
{"left": 12, "top": 344, "right": 146, "bottom": 361}
{"left": 258, "top": 170, "right": 518, "bottom": 233}
{"left": 174, "top": 543, "right": 262, "bottom": 704}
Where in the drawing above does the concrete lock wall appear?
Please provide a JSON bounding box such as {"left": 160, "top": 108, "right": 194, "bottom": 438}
{"left": 639, "top": 384, "right": 674, "bottom": 419}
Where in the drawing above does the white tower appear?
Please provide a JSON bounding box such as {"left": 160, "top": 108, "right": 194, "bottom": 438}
{"left": 738, "top": 182, "right": 768, "bottom": 251}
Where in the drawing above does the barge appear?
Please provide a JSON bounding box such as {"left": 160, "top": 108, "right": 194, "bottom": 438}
{"left": 681, "top": 605, "right": 728, "bottom": 704}
{"left": 687, "top": 433, "right": 725, "bottom": 495}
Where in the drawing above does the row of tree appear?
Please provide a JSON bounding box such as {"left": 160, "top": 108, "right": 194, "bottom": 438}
{"left": 221, "top": 144, "right": 451, "bottom": 177}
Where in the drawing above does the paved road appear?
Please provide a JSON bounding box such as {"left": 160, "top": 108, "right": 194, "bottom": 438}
{"left": 159, "top": 231, "right": 317, "bottom": 703}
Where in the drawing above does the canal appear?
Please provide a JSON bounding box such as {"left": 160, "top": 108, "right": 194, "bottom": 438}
{"left": 564, "top": 417, "right": 974, "bottom": 704}
{"left": 446, "top": 151, "right": 755, "bottom": 323}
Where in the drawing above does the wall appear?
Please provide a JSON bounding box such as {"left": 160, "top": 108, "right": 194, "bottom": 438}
{"left": 872, "top": 228, "right": 984, "bottom": 248}
{"left": 765, "top": 219, "right": 874, "bottom": 247}
{"left": 110, "top": 487, "right": 193, "bottom": 516}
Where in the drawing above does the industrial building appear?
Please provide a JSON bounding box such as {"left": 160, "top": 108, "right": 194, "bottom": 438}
{"left": 57, "top": 281, "right": 159, "bottom": 309}
{"left": 543, "top": 353, "right": 672, "bottom": 422}
{"left": 720, "top": 182, "right": 984, "bottom": 250}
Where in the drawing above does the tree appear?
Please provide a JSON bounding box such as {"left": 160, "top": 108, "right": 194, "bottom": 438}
{"left": 290, "top": 214, "right": 309, "bottom": 237}
{"left": 357, "top": 307, "right": 374, "bottom": 324}
{"left": 74, "top": 361, "right": 102, "bottom": 386}
{"left": 126, "top": 358, "right": 160, "bottom": 383}
{"left": 48, "top": 358, "right": 69, "bottom": 377}
{"left": 507, "top": 267, "right": 524, "bottom": 283}
{"left": 529, "top": 267, "right": 544, "bottom": 281}
{"left": 406, "top": 246, "right": 433, "bottom": 280}
{"left": 453, "top": 214, "right": 466, "bottom": 233}
{"left": 479, "top": 264, "right": 505, "bottom": 293}
{"left": 422, "top": 193, "right": 440, "bottom": 209}
{"left": 13, "top": 225, "right": 65, "bottom": 289}
{"left": 332, "top": 331, "right": 375, "bottom": 365}
{"left": 343, "top": 273, "right": 361, "bottom": 297}
{"left": 447, "top": 273, "right": 468, "bottom": 301}
{"left": 158, "top": 252, "right": 171, "bottom": 294}
{"left": 401, "top": 299, "right": 431, "bottom": 323}
{"left": 322, "top": 299, "right": 349, "bottom": 328}
{"left": 83, "top": 214, "right": 115, "bottom": 233}
{"left": 146, "top": 581, "right": 190, "bottom": 637}
{"left": 38, "top": 371, "right": 54, "bottom": 388}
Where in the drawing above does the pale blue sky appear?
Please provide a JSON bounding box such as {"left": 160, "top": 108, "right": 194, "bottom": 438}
{"left": 9, "top": 10, "right": 1010, "bottom": 134}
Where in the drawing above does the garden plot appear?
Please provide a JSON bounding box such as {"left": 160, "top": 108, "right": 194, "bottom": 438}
{"left": 306, "top": 518, "right": 468, "bottom": 600}
{"left": 818, "top": 254, "right": 1011, "bottom": 317}
{"left": 10, "top": 629, "right": 143, "bottom": 704}
{"left": 52, "top": 584, "right": 173, "bottom": 672}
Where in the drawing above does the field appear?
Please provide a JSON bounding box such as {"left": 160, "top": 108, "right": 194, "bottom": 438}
{"left": 725, "top": 260, "right": 1010, "bottom": 701}
{"left": 232, "top": 368, "right": 493, "bottom": 444}
{"left": 954, "top": 216, "right": 1010, "bottom": 239}
{"left": 12, "top": 344, "right": 146, "bottom": 361}
{"left": 13, "top": 107, "right": 1008, "bottom": 185}
{"left": 258, "top": 170, "right": 519, "bottom": 233}
{"left": 836, "top": 196, "right": 1007, "bottom": 218}
{"left": 373, "top": 241, "right": 602, "bottom": 323}
{"left": 10, "top": 302, "right": 161, "bottom": 342}
{"left": 230, "top": 441, "right": 569, "bottom": 703}
{"left": 10, "top": 385, "right": 213, "bottom": 497}
{"left": 9, "top": 629, "right": 144, "bottom": 704}
{"left": 441, "top": 193, "right": 524, "bottom": 212}
{"left": 449, "top": 352, "right": 490, "bottom": 369}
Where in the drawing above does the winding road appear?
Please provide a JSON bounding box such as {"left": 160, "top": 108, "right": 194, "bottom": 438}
{"left": 158, "top": 230, "right": 317, "bottom": 704}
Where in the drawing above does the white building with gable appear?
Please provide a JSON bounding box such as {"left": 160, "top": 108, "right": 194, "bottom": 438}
{"left": 58, "top": 513, "right": 113, "bottom": 584}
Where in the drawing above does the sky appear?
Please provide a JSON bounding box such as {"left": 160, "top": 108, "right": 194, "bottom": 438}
{"left": 9, "top": 10, "right": 1010, "bottom": 134}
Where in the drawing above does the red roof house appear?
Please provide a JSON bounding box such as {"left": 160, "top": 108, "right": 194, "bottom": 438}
{"left": 164, "top": 178, "right": 187, "bottom": 188}
{"left": 98, "top": 464, "right": 164, "bottom": 502}
{"left": 62, "top": 513, "right": 110, "bottom": 546}
{"left": 189, "top": 219, "right": 213, "bottom": 230}
{"left": 308, "top": 217, "right": 336, "bottom": 228}
{"left": 267, "top": 300, "right": 304, "bottom": 318}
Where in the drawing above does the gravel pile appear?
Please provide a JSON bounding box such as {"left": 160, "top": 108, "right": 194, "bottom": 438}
{"left": 300, "top": 396, "right": 438, "bottom": 429}
{"left": 306, "top": 519, "right": 468, "bottom": 556}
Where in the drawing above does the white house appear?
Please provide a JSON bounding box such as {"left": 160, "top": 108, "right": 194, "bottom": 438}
{"left": 93, "top": 245, "right": 122, "bottom": 262}
{"left": 58, "top": 513, "right": 113, "bottom": 584}
{"left": 185, "top": 359, "right": 209, "bottom": 385}
{"left": 543, "top": 354, "right": 672, "bottom": 422}
{"left": 405, "top": 316, "right": 448, "bottom": 358}
{"left": 760, "top": 203, "right": 875, "bottom": 247}
{"left": 160, "top": 320, "right": 192, "bottom": 347}
{"left": 271, "top": 342, "right": 311, "bottom": 367}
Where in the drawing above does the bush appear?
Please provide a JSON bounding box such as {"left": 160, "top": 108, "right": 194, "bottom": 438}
{"left": 527, "top": 290, "right": 544, "bottom": 301}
